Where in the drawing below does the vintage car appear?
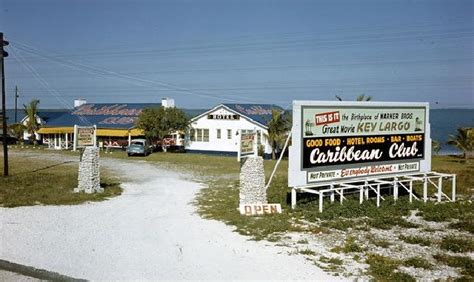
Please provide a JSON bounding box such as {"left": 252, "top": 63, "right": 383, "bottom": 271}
{"left": 126, "top": 139, "right": 153, "bottom": 156}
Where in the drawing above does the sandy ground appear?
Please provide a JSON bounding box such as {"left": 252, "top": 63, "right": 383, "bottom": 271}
{"left": 0, "top": 154, "right": 340, "bottom": 280}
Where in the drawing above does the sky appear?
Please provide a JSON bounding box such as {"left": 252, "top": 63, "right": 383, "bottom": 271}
{"left": 0, "top": 0, "right": 473, "bottom": 110}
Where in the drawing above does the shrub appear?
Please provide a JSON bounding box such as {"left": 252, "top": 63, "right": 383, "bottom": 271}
{"left": 440, "top": 236, "right": 474, "bottom": 253}
{"left": 404, "top": 257, "right": 433, "bottom": 269}
{"left": 399, "top": 235, "right": 432, "bottom": 246}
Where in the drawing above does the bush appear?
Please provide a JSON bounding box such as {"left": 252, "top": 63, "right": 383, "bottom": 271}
{"left": 404, "top": 257, "right": 433, "bottom": 269}
{"left": 366, "top": 254, "right": 414, "bottom": 281}
{"left": 399, "top": 235, "right": 433, "bottom": 247}
{"left": 440, "top": 236, "right": 474, "bottom": 253}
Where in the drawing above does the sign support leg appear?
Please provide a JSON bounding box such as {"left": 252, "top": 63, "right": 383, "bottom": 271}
{"left": 319, "top": 192, "right": 323, "bottom": 213}
{"left": 291, "top": 188, "right": 296, "bottom": 209}
{"left": 437, "top": 177, "right": 442, "bottom": 202}
{"left": 394, "top": 177, "right": 398, "bottom": 201}
{"left": 376, "top": 184, "right": 380, "bottom": 207}
{"left": 359, "top": 187, "right": 363, "bottom": 204}
{"left": 409, "top": 181, "right": 413, "bottom": 203}
{"left": 452, "top": 175, "right": 456, "bottom": 202}
{"left": 423, "top": 175, "right": 428, "bottom": 202}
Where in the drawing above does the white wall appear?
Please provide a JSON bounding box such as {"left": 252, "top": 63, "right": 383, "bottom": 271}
{"left": 22, "top": 116, "right": 43, "bottom": 142}
{"left": 186, "top": 107, "right": 272, "bottom": 154}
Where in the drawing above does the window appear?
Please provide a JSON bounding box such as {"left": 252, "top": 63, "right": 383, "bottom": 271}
{"left": 190, "top": 129, "right": 195, "bottom": 141}
{"left": 227, "top": 129, "right": 232, "bottom": 139}
{"left": 257, "top": 130, "right": 261, "bottom": 145}
{"left": 216, "top": 129, "right": 221, "bottom": 139}
{"left": 197, "top": 129, "right": 203, "bottom": 142}
{"left": 203, "top": 129, "right": 209, "bottom": 142}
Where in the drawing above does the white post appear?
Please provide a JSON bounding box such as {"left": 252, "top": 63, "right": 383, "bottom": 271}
{"left": 340, "top": 189, "right": 343, "bottom": 204}
{"left": 264, "top": 131, "right": 292, "bottom": 190}
{"left": 409, "top": 181, "right": 413, "bottom": 203}
{"left": 319, "top": 192, "right": 324, "bottom": 213}
{"left": 437, "top": 177, "right": 442, "bottom": 202}
{"left": 330, "top": 184, "right": 334, "bottom": 203}
{"left": 364, "top": 181, "right": 369, "bottom": 200}
{"left": 128, "top": 132, "right": 132, "bottom": 146}
{"left": 452, "top": 175, "right": 456, "bottom": 202}
{"left": 237, "top": 129, "right": 241, "bottom": 162}
{"left": 65, "top": 133, "right": 69, "bottom": 150}
{"left": 291, "top": 188, "right": 297, "bottom": 209}
{"left": 394, "top": 177, "right": 398, "bottom": 201}
{"left": 423, "top": 175, "right": 428, "bottom": 203}
{"left": 73, "top": 125, "right": 78, "bottom": 151}
{"left": 359, "top": 186, "right": 363, "bottom": 204}
{"left": 376, "top": 184, "right": 380, "bottom": 207}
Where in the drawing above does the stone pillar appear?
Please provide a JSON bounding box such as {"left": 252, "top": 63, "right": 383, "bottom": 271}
{"left": 239, "top": 156, "right": 267, "bottom": 205}
{"left": 75, "top": 147, "right": 103, "bottom": 193}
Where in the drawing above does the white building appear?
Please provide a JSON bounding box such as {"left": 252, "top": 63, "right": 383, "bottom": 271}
{"left": 186, "top": 103, "right": 284, "bottom": 157}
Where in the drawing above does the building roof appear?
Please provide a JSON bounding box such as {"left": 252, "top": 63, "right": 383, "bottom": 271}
{"left": 43, "top": 103, "right": 162, "bottom": 129}
{"left": 222, "top": 104, "right": 284, "bottom": 127}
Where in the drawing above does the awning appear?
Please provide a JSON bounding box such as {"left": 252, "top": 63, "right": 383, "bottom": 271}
{"left": 96, "top": 128, "right": 144, "bottom": 137}
{"left": 37, "top": 127, "right": 74, "bottom": 134}
{"left": 37, "top": 127, "right": 144, "bottom": 137}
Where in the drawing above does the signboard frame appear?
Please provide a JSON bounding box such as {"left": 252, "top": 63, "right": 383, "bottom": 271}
{"left": 237, "top": 130, "right": 258, "bottom": 162}
{"left": 73, "top": 125, "right": 97, "bottom": 151}
{"left": 289, "top": 101, "right": 431, "bottom": 187}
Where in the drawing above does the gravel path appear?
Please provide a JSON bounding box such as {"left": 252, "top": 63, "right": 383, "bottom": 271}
{"left": 0, "top": 153, "right": 340, "bottom": 280}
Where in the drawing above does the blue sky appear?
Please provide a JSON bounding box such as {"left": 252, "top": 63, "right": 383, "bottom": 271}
{"left": 1, "top": 0, "right": 473, "bottom": 109}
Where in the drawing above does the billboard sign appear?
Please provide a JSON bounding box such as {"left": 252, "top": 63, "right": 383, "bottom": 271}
{"left": 289, "top": 101, "right": 431, "bottom": 186}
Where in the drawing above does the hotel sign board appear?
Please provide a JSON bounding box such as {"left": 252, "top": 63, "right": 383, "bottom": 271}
{"left": 238, "top": 131, "right": 257, "bottom": 161}
{"left": 289, "top": 101, "right": 431, "bottom": 186}
{"left": 73, "top": 125, "right": 97, "bottom": 150}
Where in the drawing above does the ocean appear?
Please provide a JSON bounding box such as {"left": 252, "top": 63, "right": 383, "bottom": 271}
{"left": 430, "top": 109, "right": 474, "bottom": 155}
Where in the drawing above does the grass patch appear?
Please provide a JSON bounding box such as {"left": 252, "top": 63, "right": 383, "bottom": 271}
{"left": 433, "top": 253, "right": 474, "bottom": 278}
{"left": 403, "top": 257, "right": 433, "bottom": 269}
{"left": 399, "top": 235, "right": 433, "bottom": 247}
{"left": 449, "top": 219, "right": 474, "bottom": 234}
{"left": 331, "top": 236, "right": 364, "bottom": 253}
{"left": 366, "top": 254, "right": 415, "bottom": 282}
{"left": 299, "top": 248, "right": 316, "bottom": 256}
{"left": 321, "top": 219, "right": 358, "bottom": 231}
{"left": 0, "top": 155, "right": 121, "bottom": 207}
{"left": 320, "top": 256, "right": 343, "bottom": 265}
{"left": 439, "top": 236, "right": 474, "bottom": 253}
{"left": 366, "top": 235, "right": 391, "bottom": 248}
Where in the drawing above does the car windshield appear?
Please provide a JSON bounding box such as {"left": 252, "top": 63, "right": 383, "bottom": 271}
{"left": 130, "top": 142, "right": 144, "bottom": 146}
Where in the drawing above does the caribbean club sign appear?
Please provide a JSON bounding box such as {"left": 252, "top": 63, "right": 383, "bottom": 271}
{"left": 288, "top": 101, "right": 431, "bottom": 186}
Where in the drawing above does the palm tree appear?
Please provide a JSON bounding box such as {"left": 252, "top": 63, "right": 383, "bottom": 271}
{"left": 335, "top": 94, "right": 373, "bottom": 101}
{"left": 23, "top": 99, "right": 40, "bottom": 145}
{"left": 267, "top": 109, "right": 290, "bottom": 160}
{"left": 447, "top": 127, "right": 474, "bottom": 159}
{"left": 432, "top": 139, "right": 441, "bottom": 155}
{"left": 356, "top": 94, "right": 372, "bottom": 101}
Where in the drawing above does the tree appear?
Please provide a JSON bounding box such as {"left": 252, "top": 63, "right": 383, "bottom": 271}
{"left": 23, "top": 99, "right": 40, "bottom": 145}
{"left": 447, "top": 127, "right": 474, "bottom": 159}
{"left": 267, "top": 109, "right": 290, "bottom": 160}
{"left": 432, "top": 139, "right": 441, "bottom": 155}
{"left": 335, "top": 94, "right": 373, "bottom": 101}
{"left": 8, "top": 123, "right": 26, "bottom": 144}
{"left": 135, "top": 106, "right": 188, "bottom": 150}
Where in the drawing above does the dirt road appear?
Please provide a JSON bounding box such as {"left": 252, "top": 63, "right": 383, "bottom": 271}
{"left": 0, "top": 153, "right": 339, "bottom": 280}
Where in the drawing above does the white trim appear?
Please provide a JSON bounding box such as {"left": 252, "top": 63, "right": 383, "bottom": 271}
{"left": 190, "top": 104, "right": 270, "bottom": 129}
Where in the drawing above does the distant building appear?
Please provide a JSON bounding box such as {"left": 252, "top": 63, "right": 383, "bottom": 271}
{"left": 186, "top": 103, "right": 283, "bottom": 157}
{"left": 37, "top": 103, "right": 161, "bottom": 150}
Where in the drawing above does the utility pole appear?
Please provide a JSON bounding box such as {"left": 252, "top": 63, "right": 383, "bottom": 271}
{"left": 14, "top": 85, "right": 18, "bottom": 123}
{"left": 1, "top": 32, "right": 9, "bottom": 176}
